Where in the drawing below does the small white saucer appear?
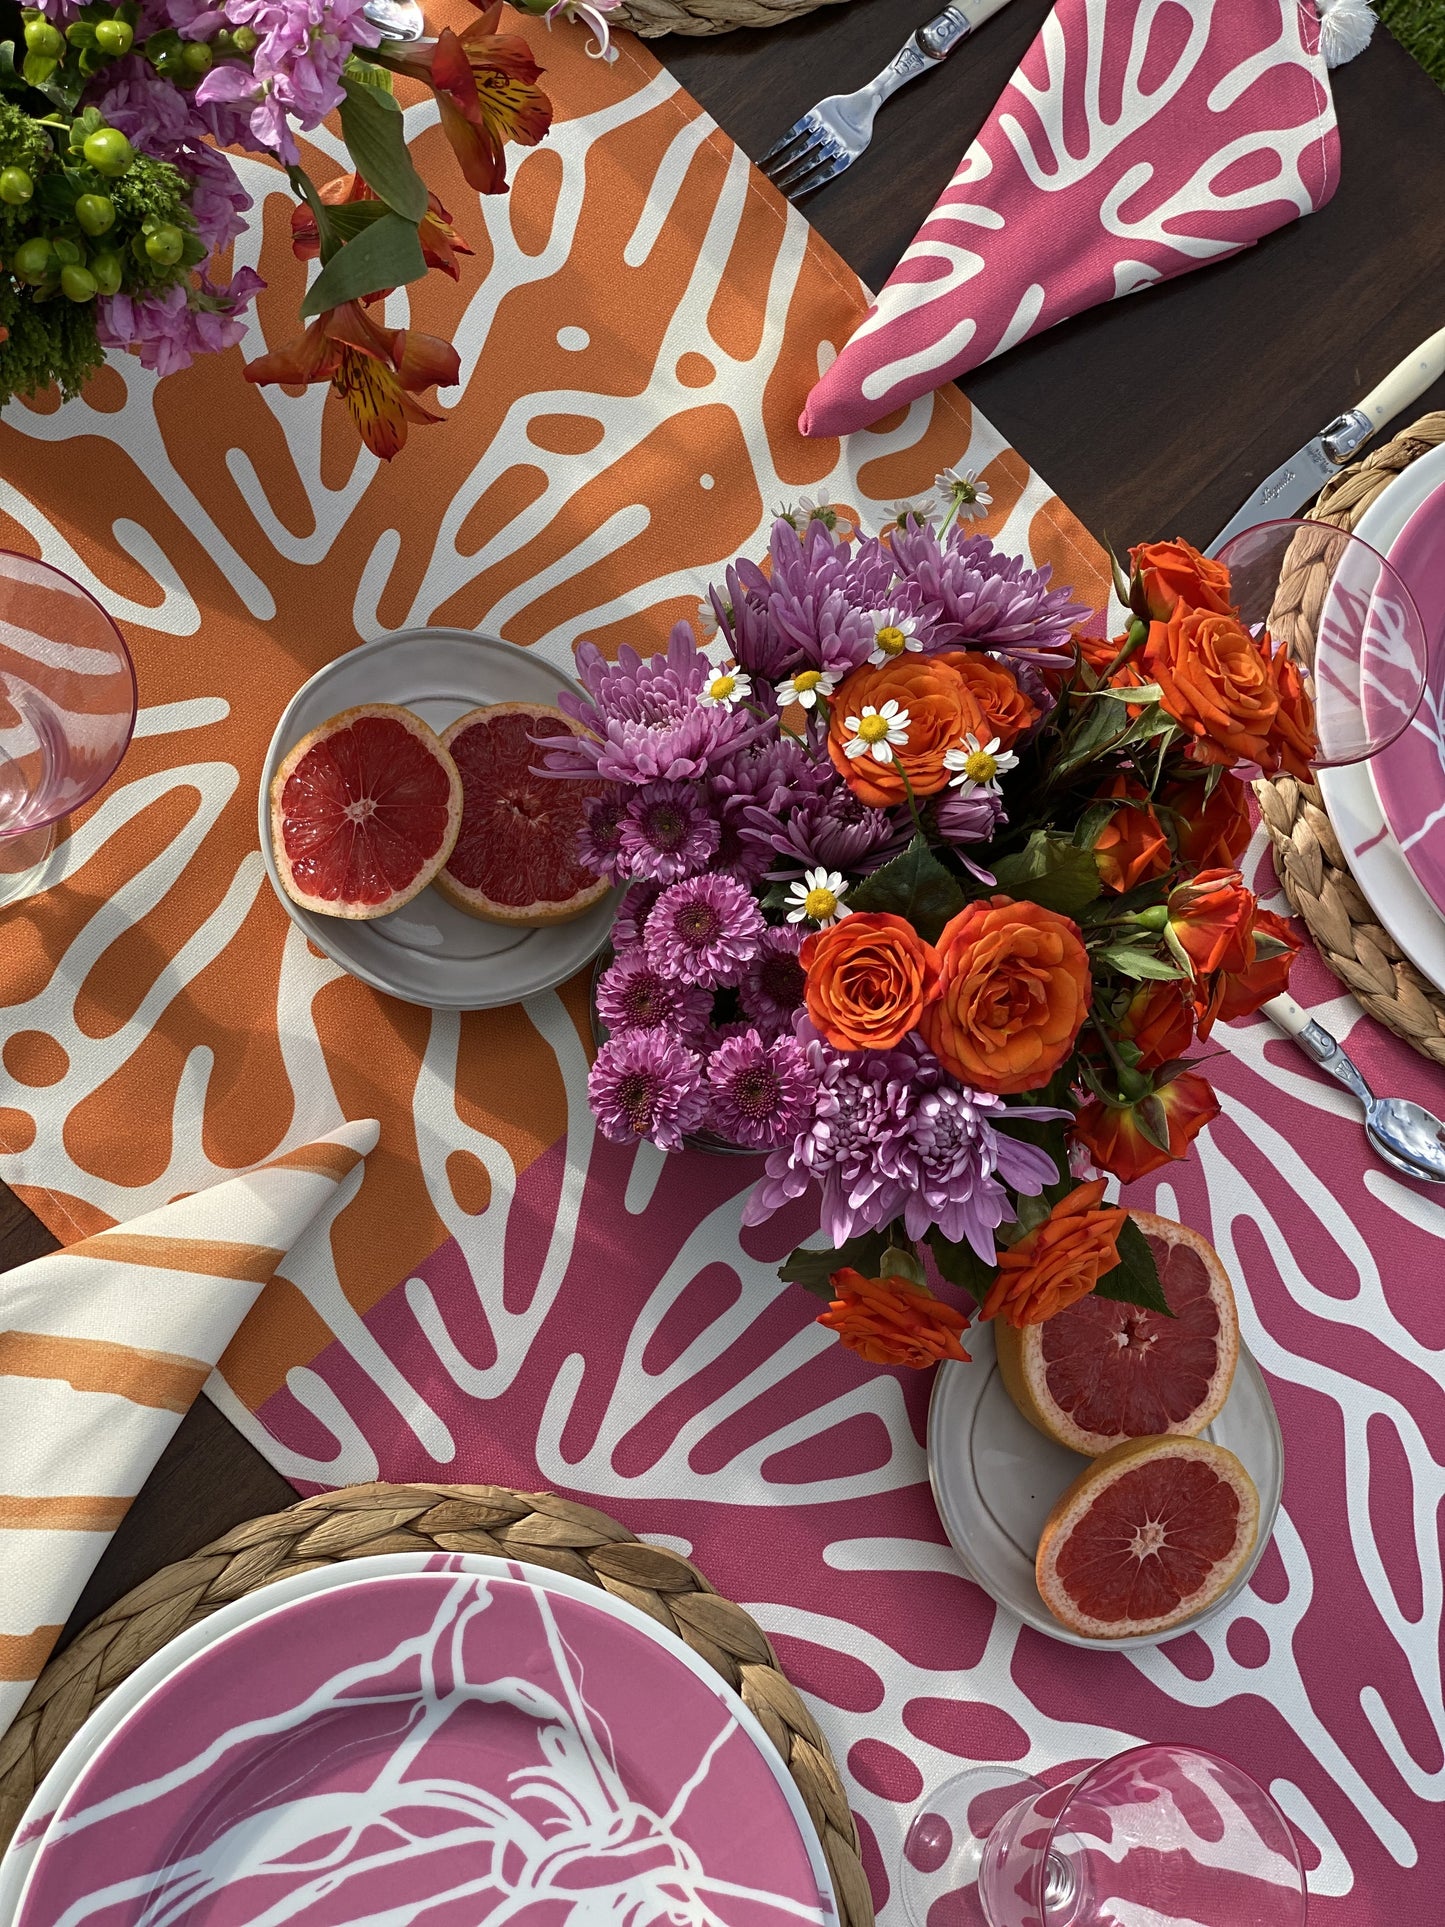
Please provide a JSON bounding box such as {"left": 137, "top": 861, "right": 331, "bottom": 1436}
{"left": 927, "top": 1321, "right": 1284, "bottom": 1650}
{"left": 258, "top": 629, "right": 618, "bottom": 1010}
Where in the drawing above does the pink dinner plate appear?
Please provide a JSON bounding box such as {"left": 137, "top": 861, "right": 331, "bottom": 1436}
{"left": 16, "top": 1570, "right": 834, "bottom": 1927}
{"left": 1373, "top": 476, "right": 1445, "bottom": 912}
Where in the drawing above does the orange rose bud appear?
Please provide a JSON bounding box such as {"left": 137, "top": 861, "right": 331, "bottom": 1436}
{"left": 801, "top": 911, "right": 941, "bottom": 1053}
{"left": 1144, "top": 606, "right": 1280, "bottom": 771}
{"left": 1197, "top": 906, "right": 1301, "bottom": 1035}
{"left": 982, "top": 1179, "right": 1128, "bottom": 1327}
{"left": 1077, "top": 631, "right": 1150, "bottom": 692}
{"left": 1164, "top": 771, "right": 1253, "bottom": 871}
{"left": 818, "top": 1267, "right": 971, "bottom": 1367}
{"left": 919, "top": 896, "right": 1091, "bottom": 1095}
{"left": 1165, "top": 868, "right": 1257, "bottom": 977}
{"left": 828, "top": 657, "right": 987, "bottom": 807}
{"left": 1263, "top": 641, "right": 1316, "bottom": 780}
{"left": 1073, "top": 1070, "right": 1221, "bottom": 1183}
{"left": 940, "top": 650, "right": 1040, "bottom": 750}
{"left": 1130, "top": 538, "right": 1236, "bottom": 622}
{"left": 1120, "top": 978, "right": 1195, "bottom": 1071}
{"left": 1093, "top": 774, "right": 1172, "bottom": 893}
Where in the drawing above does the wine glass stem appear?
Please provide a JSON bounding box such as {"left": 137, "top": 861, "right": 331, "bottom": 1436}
{"left": 1041, "top": 1847, "right": 1078, "bottom": 1919}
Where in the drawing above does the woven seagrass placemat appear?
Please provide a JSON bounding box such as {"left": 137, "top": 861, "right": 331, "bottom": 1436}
{"left": 0, "top": 1482, "right": 873, "bottom": 1927}
{"left": 1254, "top": 410, "right": 1445, "bottom": 1068}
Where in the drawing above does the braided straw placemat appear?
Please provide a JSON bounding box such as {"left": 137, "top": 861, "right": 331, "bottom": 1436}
{"left": 0, "top": 1482, "right": 873, "bottom": 1927}
{"left": 1254, "top": 410, "right": 1445, "bottom": 1068}
{"left": 614, "top": 0, "right": 844, "bottom": 35}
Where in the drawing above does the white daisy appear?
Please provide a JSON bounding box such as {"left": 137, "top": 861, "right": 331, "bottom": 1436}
{"left": 882, "top": 500, "right": 937, "bottom": 533}
{"left": 843, "top": 700, "right": 910, "bottom": 764}
{"left": 934, "top": 465, "right": 993, "bottom": 524}
{"left": 695, "top": 598, "right": 719, "bottom": 641}
{"left": 699, "top": 665, "right": 752, "bottom": 709}
{"left": 943, "top": 732, "right": 1019, "bottom": 795}
{"left": 867, "top": 607, "right": 923, "bottom": 666}
{"left": 776, "top": 666, "right": 840, "bottom": 710}
{"left": 786, "top": 868, "right": 851, "bottom": 927}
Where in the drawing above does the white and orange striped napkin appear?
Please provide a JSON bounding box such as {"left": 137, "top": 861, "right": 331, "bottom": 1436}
{"left": 0, "top": 1120, "right": 379, "bottom": 1737}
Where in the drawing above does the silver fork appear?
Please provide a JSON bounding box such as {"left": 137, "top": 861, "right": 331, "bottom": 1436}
{"left": 757, "top": 0, "right": 1013, "bottom": 203}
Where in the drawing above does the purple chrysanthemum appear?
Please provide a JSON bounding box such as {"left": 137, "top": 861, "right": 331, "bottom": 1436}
{"left": 899, "top": 1084, "right": 1060, "bottom": 1257}
{"left": 745, "top": 784, "right": 909, "bottom": 879}
{"left": 707, "top": 1030, "right": 820, "bottom": 1150}
{"left": 596, "top": 948, "right": 713, "bottom": 1039}
{"left": 617, "top": 780, "right": 720, "bottom": 884}
{"left": 644, "top": 875, "right": 764, "bottom": 988}
{"left": 537, "top": 625, "right": 769, "bottom": 786}
{"left": 613, "top": 881, "right": 662, "bottom": 950}
{"left": 934, "top": 787, "right": 1005, "bottom": 848}
{"left": 889, "top": 524, "right": 1089, "bottom": 663}
{"left": 738, "top": 925, "right": 807, "bottom": 1038}
{"left": 763, "top": 520, "right": 934, "bottom": 681}
{"left": 578, "top": 791, "right": 628, "bottom": 880}
{"left": 588, "top": 1029, "right": 708, "bottom": 1153}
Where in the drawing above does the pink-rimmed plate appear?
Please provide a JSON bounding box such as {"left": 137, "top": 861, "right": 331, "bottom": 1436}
{"left": 1372, "top": 476, "right": 1445, "bottom": 914}
{"left": 15, "top": 1569, "right": 835, "bottom": 1927}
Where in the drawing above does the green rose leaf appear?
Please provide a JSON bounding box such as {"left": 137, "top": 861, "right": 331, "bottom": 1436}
{"left": 779, "top": 1227, "right": 893, "bottom": 1300}
{"left": 846, "top": 834, "right": 966, "bottom": 943}
{"left": 1093, "top": 1213, "right": 1174, "bottom": 1316}
{"left": 1094, "top": 945, "right": 1186, "bottom": 981}
{"left": 339, "top": 71, "right": 429, "bottom": 223}
{"left": 990, "top": 830, "right": 1102, "bottom": 919}
{"left": 301, "top": 210, "right": 427, "bottom": 317}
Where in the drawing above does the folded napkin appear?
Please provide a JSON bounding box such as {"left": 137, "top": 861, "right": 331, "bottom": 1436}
{"left": 801, "top": 0, "right": 1343, "bottom": 440}
{"left": 0, "top": 1120, "right": 379, "bottom": 1738}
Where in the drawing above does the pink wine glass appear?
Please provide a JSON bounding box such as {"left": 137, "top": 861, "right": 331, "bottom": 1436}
{"left": 1215, "top": 517, "right": 1427, "bottom": 769}
{"left": 0, "top": 551, "right": 137, "bottom": 906}
{"left": 902, "top": 1743, "right": 1306, "bottom": 1927}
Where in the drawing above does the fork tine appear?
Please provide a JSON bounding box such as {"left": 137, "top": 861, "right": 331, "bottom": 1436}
{"left": 778, "top": 142, "right": 853, "bottom": 202}
{"left": 757, "top": 113, "right": 821, "bottom": 177}
{"left": 763, "top": 139, "right": 826, "bottom": 190}
{"left": 769, "top": 134, "right": 845, "bottom": 197}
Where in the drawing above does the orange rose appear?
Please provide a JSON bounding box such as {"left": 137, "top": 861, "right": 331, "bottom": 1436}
{"left": 1073, "top": 1070, "right": 1221, "bottom": 1182}
{"left": 801, "top": 911, "right": 941, "bottom": 1052}
{"left": 1144, "top": 606, "right": 1281, "bottom": 770}
{"left": 1120, "top": 979, "right": 1195, "bottom": 1071}
{"left": 1163, "top": 772, "right": 1253, "bottom": 870}
{"left": 1263, "top": 640, "right": 1316, "bottom": 780}
{"left": 1166, "top": 869, "right": 1257, "bottom": 977}
{"left": 982, "top": 1179, "right": 1128, "bottom": 1327}
{"left": 1196, "top": 906, "right": 1301, "bottom": 1036}
{"left": 818, "top": 1268, "right": 970, "bottom": 1367}
{"left": 1130, "top": 538, "right": 1235, "bottom": 622}
{"left": 940, "top": 651, "right": 1040, "bottom": 750}
{"left": 828, "top": 657, "right": 986, "bottom": 807}
{"left": 919, "top": 896, "right": 1091, "bottom": 1095}
{"left": 1093, "top": 775, "right": 1172, "bottom": 893}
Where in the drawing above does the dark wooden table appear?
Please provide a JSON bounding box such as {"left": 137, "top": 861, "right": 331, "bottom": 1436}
{"left": 21, "top": 0, "right": 1445, "bottom": 1648}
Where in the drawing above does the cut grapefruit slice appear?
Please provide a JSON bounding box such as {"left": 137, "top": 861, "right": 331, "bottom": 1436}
{"left": 996, "top": 1210, "right": 1238, "bottom": 1456}
{"left": 436, "top": 703, "right": 611, "bottom": 926}
{"left": 270, "top": 704, "right": 462, "bottom": 920}
{"left": 1036, "top": 1435, "right": 1259, "bottom": 1639}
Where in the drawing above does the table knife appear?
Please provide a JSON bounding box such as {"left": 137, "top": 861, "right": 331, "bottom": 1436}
{"left": 1206, "top": 324, "right": 1445, "bottom": 557}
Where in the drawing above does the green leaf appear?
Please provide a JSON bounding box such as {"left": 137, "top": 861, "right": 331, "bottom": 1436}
{"left": 779, "top": 1227, "right": 892, "bottom": 1300}
{"left": 339, "top": 71, "right": 428, "bottom": 223}
{"left": 1093, "top": 1215, "right": 1174, "bottom": 1316}
{"left": 1054, "top": 699, "right": 1126, "bottom": 777}
{"left": 847, "top": 834, "right": 966, "bottom": 943}
{"left": 1095, "top": 682, "right": 1163, "bottom": 706}
{"left": 926, "top": 1229, "right": 996, "bottom": 1307}
{"left": 879, "top": 1245, "right": 925, "bottom": 1287}
{"left": 760, "top": 882, "right": 795, "bottom": 913}
{"left": 1072, "top": 801, "right": 1116, "bottom": 852}
{"left": 328, "top": 199, "right": 392, "bottom": 244}
{"left": 345, "top": 53, "right": 396, "bottom": 93}
{"left": 301, "top": 211, "right": 427, "bottom": 317}
{"left": 1094, "top": 945, "right": 1185, "bottom": 982}
{"left": 1134, "top": 1093, "right": 1173, "bottom": 1155}
{"left": 991, "top": 831, "right": 1102, "bottom": 919}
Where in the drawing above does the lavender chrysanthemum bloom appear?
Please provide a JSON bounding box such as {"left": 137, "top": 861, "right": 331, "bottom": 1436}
{"left": 578, "top": 791, "right": 628, "bottom": 880}
{"left": 617, "top": 781, "right": 720, "bottom": 884}
{"left": 588, "top": 1030, "right": 708, "bottom": 1154}
{"left": 596, "top": 948, "right": 713, "bottom": 1039}
{"left": 644, "top": 875, "right": 764, "bottom": 988}
{"left": 537, "top": 626, "right": 770, "bottom": 786}
{"left": 738, "top": 925, "right": 807, "bottom": 1038}
{"left": 712, "top": 796, "right": 775, "bottom": 885}
{"left": 934, "top": 787, "right": 1005, "bottom": 848}
{"left": 900, "top": 1084, "right": 1061, "bottom": 1257}
{"left": 889, "top": 524, "right": 1089, "bottom": 663}
{"left": 764, "top": 521, "right": 922, "bottom": 679}
{"left": 707, "top": 1030, "right": 820, "bottom": 1150}
{"left": 745, "top": 785, "right": 909, "bottom": 879}
{"left": 709, "top": 562, "right": 792, "bottom": 683}
{"left": 710, "top": 737, "right": 823, "bottom": 813}
{"left": 612, "top": 881, "right": 662, "bottom": 950}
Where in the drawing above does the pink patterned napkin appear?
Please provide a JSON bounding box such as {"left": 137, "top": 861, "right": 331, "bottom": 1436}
{"left": 801, "top": 0, "right": 1341, "bottom": 440}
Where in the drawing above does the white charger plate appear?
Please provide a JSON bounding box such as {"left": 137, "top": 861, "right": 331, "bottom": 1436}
{"left": 258, "top": 628, "right": 619, "bottom": 1010}
{"left": 1316, "top": 440, "right": 1445, "bottom": 994}
{"left": 927, "top": 1321, "right": 1284, "bottom": 1650}
{"left": 1, "top": 1550, "right": 836, "bottom": 1927}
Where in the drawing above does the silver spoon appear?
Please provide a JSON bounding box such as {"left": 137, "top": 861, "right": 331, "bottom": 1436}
{"left": 1265, "top": 993, "right": 1445, "bottom": 1183}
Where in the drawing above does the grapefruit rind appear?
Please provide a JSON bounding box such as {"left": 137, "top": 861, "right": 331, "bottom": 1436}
{"left": 436, "top": 703, "right": 611, "bottom": 928}
{"left": 996, "top": 1209, "right": 1240, "bottom": 1457}
{"left": 269, "top": 703, "right": 463, "bottom": 922}
{"left": 1035, "top": 1435, "right": 1259, "bottom": 1640}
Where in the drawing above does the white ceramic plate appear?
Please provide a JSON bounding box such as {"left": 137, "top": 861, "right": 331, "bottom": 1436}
{"left": 1317, "top": 441, "right": 1445, "bottom": 994}
{"left": 927, "top": 1322, "right": 1284, "bottom": 1650}
{"left": 1, "top": 1551, "right": 835, "bottom": 1927}
{"left": 258, "top": 628, "right": 619, "bottom": 1009}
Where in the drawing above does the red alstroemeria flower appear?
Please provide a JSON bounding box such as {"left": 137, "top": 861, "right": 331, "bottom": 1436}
{"left": 383, "top": 5, "right": 552, "bottom": 196}
{"left": 290, "top": 175, "right": 474, "bottom": 284}
{"left": 246, "top": 301, "right": 461, "bottom": 461}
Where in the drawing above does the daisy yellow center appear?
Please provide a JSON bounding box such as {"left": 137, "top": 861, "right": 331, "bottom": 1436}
{"left": 792, "top": 670, "right": 823, "bottom": 694}
{"left": 875, "top": 626, "right": 908, "bottom": 657}
{"left": 804, "top": 886, "right": 838, "bottom": 921}
{"left": 964, "top": 748, "right": 999, "bottom": 783}
{"left": 856, "top": 713, "right": 891, "bottom": 744}
{"left": 708, "top": 674, "right": 737, "bottom": 701}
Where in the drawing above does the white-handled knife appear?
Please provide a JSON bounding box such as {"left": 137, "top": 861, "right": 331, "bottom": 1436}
{"left": 1206, "top": 323, "right": 1445, "bottom": 557}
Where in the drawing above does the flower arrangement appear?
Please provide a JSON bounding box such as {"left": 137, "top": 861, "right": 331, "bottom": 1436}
{"left": 0, "top": 0, "right": 595, "bottom": 452}
{"left": 539, "top": 483, "right": 1311, "bottom": 1368}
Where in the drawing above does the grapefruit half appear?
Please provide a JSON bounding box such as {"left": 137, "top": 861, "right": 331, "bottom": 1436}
{"left": 436, "top": 703, "right": 611, "bottom": 926}
{"left": 270, "top": 704, "right": 463, "bottom": 920}
{"left": 996, "top": 1210, "right": 1238, "bottom": 1456}
{"left": 1036, "top": 1435, "right": 1259, "bottom": 1639}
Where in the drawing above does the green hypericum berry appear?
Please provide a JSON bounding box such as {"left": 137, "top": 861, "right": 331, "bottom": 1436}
{"left": 0, "top": 167, "right": 33, "bottom": 206}
{"left": 143, "top": 224, "right": 184, "bottom": 265}
{"left": 180, "top": 40, "right": 211, "bottom": 73}
{"left": 232, "top": 24, "right": 258, "bottom": 51}
{"left": 51, "top": 237, "right": 82, "bottom": 267}
{"left": 213, "top": 28, "right": 233, "bottom": 51}
{"left": 94, "top": 17, "right": 134, "bottom": 54}
{"left": 22, "top": 18, "right": 64, "bottom": 55}
{"left": 82, "top": 127, "right": 135, "bottom": 176}
{"left": 75, "top": 192, "right": 116, "bottom": 235}
{"left": 90, "top": 250, "right": 122, "bottom": 294}
{"left": 60, "top": 264, "right": 97, "bottom": 302}
{"left": 11, "top": 237, "right": 54, "bottom": 283}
